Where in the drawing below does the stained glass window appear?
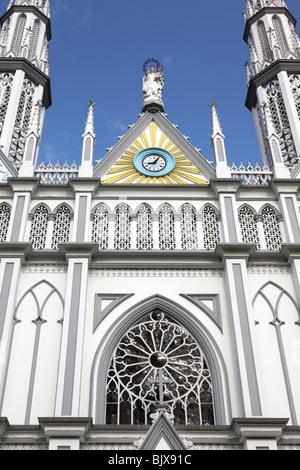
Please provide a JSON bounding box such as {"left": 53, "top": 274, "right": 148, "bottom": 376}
{"left": 106, "top": 310, "right": 215, "bottom": 426}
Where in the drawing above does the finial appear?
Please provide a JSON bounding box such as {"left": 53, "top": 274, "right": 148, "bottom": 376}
{"left": 210, "top": 100, "right": 224, "bottom": 138}
{"left": 84, "top": 99, "right": 96, "bottom": 135}
{"left": 142, "top": 59, "right": 164, "bottom": 113}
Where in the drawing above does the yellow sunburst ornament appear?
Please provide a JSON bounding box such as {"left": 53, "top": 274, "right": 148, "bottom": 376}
{"left": 102, "top": 123, "right": 208, "bottom": 184}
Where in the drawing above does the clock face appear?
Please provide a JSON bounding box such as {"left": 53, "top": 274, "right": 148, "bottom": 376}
{"left": 142, "top": 155, "right": 166, "bottom": 172}
{"left": 133, "top": 147, "right": 175, "bottom": 177}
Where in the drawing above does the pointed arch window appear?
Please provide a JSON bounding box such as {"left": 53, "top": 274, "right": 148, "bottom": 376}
{"left": 92, "top": 204, "right": 109, "bottom": 250}
{"left": 106, "top": 310, "right": 215, "bottom": 426}
{"left": 29, "top": 19, "right": 40, "bottom": 60}
{"left": 159, "top": 205, "right": 175, "bottom": 250}
{"left": 0, "top": 203, "right": 11, "bottom": 242}
{"left": 114, "top": 204, "right": 131, "bottom": 250}
{"left": 11, "top": 14, "right": 26, "bottom": 56}
{"left": 238, "top": 206, "right": 260, "bottom": 248}
{"left": 136, "top": 205, "right": 153, "bottom": 250}
{"left": 181, "top": 204, "right": 198, "bottom": 250}
{"left": 29, "top": 205, "right": 49, "bottom": 250}
{"left": 289, "top": 74, "right": 300, "bottom": 122}
{"left": 51, "top": 205, "right": 71, "bottom": 249}
{"left": 262, "top": 206, "right": 282, "bottom": 250}
{"left": 257, "top": 20, "right": 273, "bottom": 61}
{"left": 273, "top": 16, "right": 289, "bottom": 58}
{"left": 203, "top": 205, "right": 220, "bottom": 251}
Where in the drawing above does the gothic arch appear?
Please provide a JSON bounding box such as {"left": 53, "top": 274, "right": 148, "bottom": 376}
{"left": 134, "top": 202, "right": 154, "bottom": 216}
{"left": 14, "top": 279, "right": 64, "bottom": 319}
{"left": 257, "top": 203, "right": 281, "bottom": 218}
{"left": 91, "top": 202, "right": 112, "bottom": 217}
{"left": 252, "top": 280, "right": 300, "bottom": 322}
{"left": 52, "top": 202, "right": 74, "bottom": 218}
{"left": 90, "top": 295, "right": 231, "bottom": 426}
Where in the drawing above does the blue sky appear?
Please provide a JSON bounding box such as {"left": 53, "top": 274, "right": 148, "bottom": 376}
{"left": 37, "top": 0, "right": 300, "bottom": 169}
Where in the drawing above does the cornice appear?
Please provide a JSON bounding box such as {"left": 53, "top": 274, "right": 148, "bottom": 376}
{"left": 245, "top": 59, "right": 300, "bottom": 110}
{"left": 0, "top": 58, "right": 51, "bottom": 109}
{"left": 0, "top": 5, "right": 51, "bottom": 41}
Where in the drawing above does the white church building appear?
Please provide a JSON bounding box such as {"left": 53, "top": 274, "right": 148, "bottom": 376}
{"left": 0, "top": 0, "right": 299, "bottom": 451}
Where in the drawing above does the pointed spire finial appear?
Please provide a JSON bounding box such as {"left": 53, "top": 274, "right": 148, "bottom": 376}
{"left": 84, "top": 99, "right": 96, "bottom": 136}
{"left": 209, "top": 100, "right": 224, "bottom": 138}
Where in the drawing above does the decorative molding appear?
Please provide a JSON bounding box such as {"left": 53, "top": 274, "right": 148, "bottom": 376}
{"left": 89, "top": 268, "right": 225, "bottom": 278}
{"left": 93, "top": 293, "right": 134, "bottom": 331}
{"left": 21, "top": 264, "right": 67, "bottom": 273}
{"left": 180, "top": 294, "right": 222, "bottom": 331}
{"left": 247, "top": 265, "right": 291, "bottom": 274}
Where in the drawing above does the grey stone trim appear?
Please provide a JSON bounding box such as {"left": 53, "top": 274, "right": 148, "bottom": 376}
{"left": 285, "top": 197, "right": 300, "bottom": 243}
{"left": 10, "top": 195, "right": 25, "bottom": 242}
{"left": 0, "top": 5, "right": 52, "bottom": 40}
{"left": 0, "top": 150, "right": 17, "bottom": 178}
{"left": 0, "top": 263, "right": 14, "bottom": 341}
{"left": 224, "top": 197, "right": 238, "bottom": 243}
{"left": 94, "top": 112, "right": 216, "bottom": 181}
{"left": 90, "top": 294, "right": 231, "bottom": 426}
{"left": 93, "top": 293, "right": 134, "bottom": 332}
{"left": 76, "top": 196, "right": 87, "bottom": 242}
{"left": 179, "top": 294, "right": 222, "bottom": 332}
{"left": 232, "top": 264, "right": 262, "bottom": 417}
{"left": 245, "top": 59, "right": 300, "bottom": 110}
{"left": 0, "top": 58, "right": 51, "bottom": 108}
{"left": 62, "top": 263, "right": 83, "bottom": 416}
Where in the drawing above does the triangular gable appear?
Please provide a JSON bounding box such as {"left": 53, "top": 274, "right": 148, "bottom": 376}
{"left": 94, "top": 112, "right": 215, "bottom": 184}
{"left": 140, "top": 411, "right": 187, "bottom": 451}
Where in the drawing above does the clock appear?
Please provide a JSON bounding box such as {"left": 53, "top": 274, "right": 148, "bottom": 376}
{"left": 133, "top": 147, "right": 175, "bottom": 177}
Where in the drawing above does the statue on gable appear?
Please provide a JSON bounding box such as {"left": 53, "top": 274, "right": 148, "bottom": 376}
{"left": 142, "top": 59, "right": 164, "bottom": 112}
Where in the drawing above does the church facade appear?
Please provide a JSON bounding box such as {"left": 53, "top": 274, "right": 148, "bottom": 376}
{"left": 0, "top": 0, "right": 299, "bottom": 451}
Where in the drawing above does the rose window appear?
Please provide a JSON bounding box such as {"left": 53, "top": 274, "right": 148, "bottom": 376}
{"left": 106, "top": 310, "right": 214, "bottom": 426}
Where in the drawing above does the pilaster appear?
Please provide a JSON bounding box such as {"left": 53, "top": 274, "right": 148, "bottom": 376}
{"left": 211, "top": 180, "right": 242, "bottom": 243}
{"left": 272, "top": 180, "right": 300, "bottom": 243}
{"left": 55, "top": 246, "right": 94, "bottom": 417}
{"left": 220, "top": 245, "right": 264, "bottom": 417}
{"left": 0, "top": 255, "right": 22, "bottom": 414}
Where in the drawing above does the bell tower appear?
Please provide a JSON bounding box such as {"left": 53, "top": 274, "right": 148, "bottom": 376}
{"left": 244, "top": 0, "right": 300, "bottom": 177}
{"left": 0, "top": 0, "right": 51, "bottom": 176}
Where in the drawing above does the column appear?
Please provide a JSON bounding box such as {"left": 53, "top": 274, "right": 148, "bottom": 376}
{"left": 108, "top": 214, "right": 115, "bottom": 250}
{"left": 152, "top": 214, "right": 159, "bottom": 250}
{"left": 255, "top": 215, "right": 267, "bottom": 250}
{"left": 196, "top": 214, "right": 204, "bottom": 249}
{"left": 174, "top": 214, "right": 182, "bottom": 250}
{"left": 130, "top": 214, "right": 137, "bottom": 250}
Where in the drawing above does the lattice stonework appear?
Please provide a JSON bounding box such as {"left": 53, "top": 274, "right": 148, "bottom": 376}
{"left": 9, "top": 79, "right": 35, "bottom": 169}
{"left": 114, "top": 205, "right": 131, "bottom": 250}
{"left": 181, "top": 204, "right": 198, "bottom": 250}
{"left": 159, "top": 205, "right": 176, "bottom": 250}
{"left": 262, "top": 206, "right": 282, "bottom": 250}
{"left": 0, "top": 204, "right": 10, "bottom": 242}
{"left": 92, "top": 205, "right": 109, "bottom": 250}
{"left": 136, "top": 205, "right": 153, "bottom": 250}
{"left": 257, "top": 20, "right": 273, "bottom": 61}
{"left": 273, "top": 16, "right": 289, "bottom": 58}
{"left": 266, "top": 80, "right": 297, "bottom": 169}
{"left": 238, "top": 206, "right": 260, "bottom": 248}
{"left": 29, "top": 205, "right": 48, "bottom": 250}
{"left": 289, "top": 74, "right": 300, "bottom": 122}
{"left": 0, "top": 73, "right": 14, "bottom": 136}
{"left": 203, "top": 206, "right": 220, "bottom": 251}
{"left": 106, "top": 310, "right": 215, "bottom": 426}
{"left": 11, "top": 14, "right": 26, "bottom": 56}
{"left": 51, "top": 205, "right": 71, "bottom": 249}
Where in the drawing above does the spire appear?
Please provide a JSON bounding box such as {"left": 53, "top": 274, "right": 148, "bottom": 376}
{"left": 209, "top": 100, "right": 231, "bottom": 178}
{"left": 79, "top": 100, "right": 96, "bottom": 177}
